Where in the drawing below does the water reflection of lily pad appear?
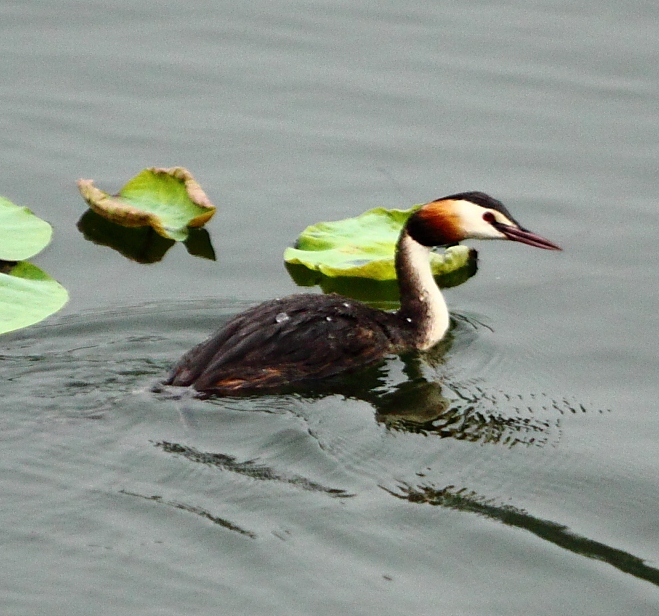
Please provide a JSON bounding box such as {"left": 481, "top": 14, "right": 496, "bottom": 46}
{"left": 77, "top": 167, "right": 217, "bottom": 242}
{"left": 77, "top": 209, "right": 174, "bottom": 263}
{"left": 77, "top": 209, "right": 216, "bottom": 263}
{"left": 0, "top": 261, "right": 69, "bottom": 335}
{"left": 0, "top": 196, "right": 53, "bottom": 261}
{"left": 284, "top": 207, "right": 477, "bottom": 299}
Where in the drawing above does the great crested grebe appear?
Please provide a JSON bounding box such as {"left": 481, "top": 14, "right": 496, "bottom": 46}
{"left": 165, "top": 192, "right": 560, "bottom": 395}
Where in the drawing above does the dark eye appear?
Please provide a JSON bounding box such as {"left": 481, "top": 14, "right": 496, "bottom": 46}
{"left": 482, "top": 211, "right": 496, "bottom": 223}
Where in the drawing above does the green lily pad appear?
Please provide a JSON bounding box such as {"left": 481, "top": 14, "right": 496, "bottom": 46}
{"left": 0, "top": 261, "right": 69, "bottom": 335}
{"left": 0, "top": 196, "right": 53, "bottom": 261}
{"left": 77, "top": 167, "right": 217, "bottom": 241}
{"left": 286, "top": 248, "right": 478, "bottom": 305}
{"left": 284, "top": 206, "right": 474, "bottom": 281}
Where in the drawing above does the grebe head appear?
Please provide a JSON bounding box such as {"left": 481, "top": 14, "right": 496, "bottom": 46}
{"left": 405, "top": 191, "right": 562, "bottom": 250}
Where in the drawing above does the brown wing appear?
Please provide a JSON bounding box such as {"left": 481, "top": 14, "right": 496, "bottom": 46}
{"left": 165, "top": 294, "right": 406, "bottom": 394}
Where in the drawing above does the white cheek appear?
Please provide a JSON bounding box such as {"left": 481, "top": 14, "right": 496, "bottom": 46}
{"left": 453, "top": 201, "right": 507, "bottom": 240}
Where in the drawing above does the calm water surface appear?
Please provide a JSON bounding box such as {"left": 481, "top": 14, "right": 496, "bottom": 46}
{"left": 2, "top": 1, "right": 658, "bottom": 614}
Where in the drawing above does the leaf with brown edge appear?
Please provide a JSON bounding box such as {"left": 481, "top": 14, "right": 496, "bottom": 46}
{"left": 77, "top": 167, "right": 217, "bottom": 241}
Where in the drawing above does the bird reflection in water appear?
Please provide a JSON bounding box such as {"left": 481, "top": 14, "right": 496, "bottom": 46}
{"left": 383, "top": 482, "right": 659, "bottom": 587}
{"left": 235, "top": 322, "right": 580, "bottom": 449}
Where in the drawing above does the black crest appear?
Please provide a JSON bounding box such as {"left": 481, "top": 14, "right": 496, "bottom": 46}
{"left": 439, "top": 191, "right": 523, "bottom": 228}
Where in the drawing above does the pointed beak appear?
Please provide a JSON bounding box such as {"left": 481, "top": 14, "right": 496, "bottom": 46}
{"left": 493, "top": 223, "right": 562, "bottom": 251}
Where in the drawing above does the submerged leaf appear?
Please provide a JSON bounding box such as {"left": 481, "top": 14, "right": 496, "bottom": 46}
{"left": 0, "top": 261, "right": 69, "bottom": 335}
{"left": 77, "top": 167, "right": 216, "bottom": 241}
{"left": 0, "top": 196, "right": 53, "bottom": 261}
{"left": 284, "top": 206, "right": 476, "bottom": 283}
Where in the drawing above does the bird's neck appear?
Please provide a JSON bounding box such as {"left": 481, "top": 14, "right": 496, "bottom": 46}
{"left": 395, "top": 230, "right": 450, "bottom": 350}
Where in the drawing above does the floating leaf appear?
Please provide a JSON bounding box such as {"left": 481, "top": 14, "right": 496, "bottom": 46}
{"left": 284, "top": 206, "right": 477, "bottom": 284}
{"left": 0, "top": 261, "right": 69, "bottom": 335}
{"left": 0, "top": 196, "right": 53, "bottom": 261}
{"left": 77, "top": 167, "right": 216, "bottom": 241}
{"left": 286, "top": 249, "right": 477, "bottom": 304}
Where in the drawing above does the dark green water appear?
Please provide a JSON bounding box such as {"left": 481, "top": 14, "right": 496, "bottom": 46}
{"left": 2, "top": 1, "right": 658, "bottom": 614}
